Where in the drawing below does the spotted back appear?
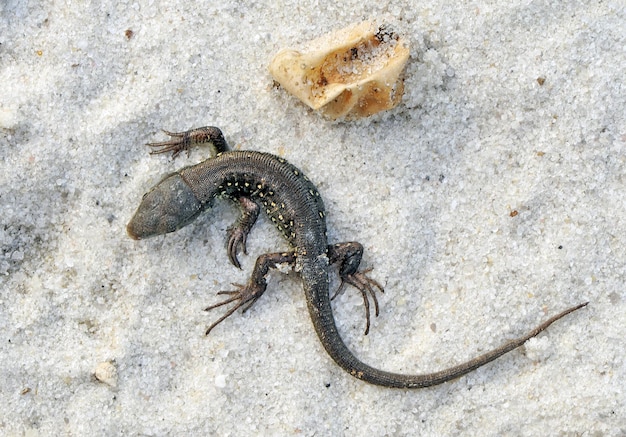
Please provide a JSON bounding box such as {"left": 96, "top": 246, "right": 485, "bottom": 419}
{"left": 178, "top": 151, "right": 328, "bottom": 256}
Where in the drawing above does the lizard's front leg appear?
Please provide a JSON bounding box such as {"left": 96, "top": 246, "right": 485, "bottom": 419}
{"left": 147, "top": 126, "right": 229, "bottom": 158}
{"left": 226, "top": 197, "right": 261, "bottom": 269}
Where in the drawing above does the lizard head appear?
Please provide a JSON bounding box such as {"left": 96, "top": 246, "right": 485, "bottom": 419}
{"left": 127, "top": 173, "right": 204, "bottom": 240}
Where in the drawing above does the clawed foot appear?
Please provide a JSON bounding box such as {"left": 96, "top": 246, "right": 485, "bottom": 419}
{"left": 226, "top": 197, "right": 259, "bottom": 269}
{"left": 205, "top": 252, "right": 295, "bottom": 335}
{"left": 204, "top": 282, "right": 265, "bottom": 335}
{"left": 332, "top": 268, "right": 385, "bottom": 335}
{"left": 147, "top": 126, "right": 228, "bottom": 159}
{"left": 147, "top": 129, "right": 194, "bottom": 158}
{"left": 226, "top": 227, "right": 248, "bottom": 269}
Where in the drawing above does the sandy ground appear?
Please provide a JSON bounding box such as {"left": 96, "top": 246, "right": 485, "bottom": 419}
{"left": 1, "top": 0, "right": 625, "bottom": 435}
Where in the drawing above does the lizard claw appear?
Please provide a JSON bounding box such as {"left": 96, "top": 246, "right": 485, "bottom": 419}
{"left": 146, "top": 127, "right": 227, "bottom": 159}
{"left": 146, "top": 129, "right": 192, "bottom": 158}
{"left": 226, "top": 226, "right": 248, "bottom": 269}
{"left": 204, "top": 282, "right": 265, "bottom": 335}
{"left": 332, "top": 268, "right": 384, "bottom": 335}
{"left": 225, "top": 197, "right": 259, "bottom": 269}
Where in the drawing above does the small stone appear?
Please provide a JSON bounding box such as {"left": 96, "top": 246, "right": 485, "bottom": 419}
{"left": 94, "top": 360, "right": 118, "bottom": 387}
{"left": 215, "top": 374, "right": 227, "bottom": 388}
{"left": 269, "top": 21, "right": 410, "bottom": 120}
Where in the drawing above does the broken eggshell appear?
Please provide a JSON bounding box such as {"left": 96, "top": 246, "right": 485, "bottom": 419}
{"left": 269, "top": 21, "right": 410, "bottom": 120}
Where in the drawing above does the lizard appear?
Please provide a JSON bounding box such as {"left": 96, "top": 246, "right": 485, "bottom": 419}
{"left": 127, "top": 126, "right": 587, "bottom": 388}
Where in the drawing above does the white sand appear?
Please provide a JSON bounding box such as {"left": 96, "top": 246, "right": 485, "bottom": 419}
{"left": 1, "top": 1, "right": 624, "bottom": 435}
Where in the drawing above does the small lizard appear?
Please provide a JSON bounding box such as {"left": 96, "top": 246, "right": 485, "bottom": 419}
{"left": 127, "top": 126, "right": 587, "bottom": 388}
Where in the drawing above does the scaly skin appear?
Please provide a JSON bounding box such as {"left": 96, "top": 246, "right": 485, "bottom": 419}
{"left": 127, "top": 126, "right": 587, "bottom": 388}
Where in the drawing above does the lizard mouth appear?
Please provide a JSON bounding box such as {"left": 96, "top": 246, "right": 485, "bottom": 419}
{"left": 126, "top": 221, "right": 142, "bottom": 240}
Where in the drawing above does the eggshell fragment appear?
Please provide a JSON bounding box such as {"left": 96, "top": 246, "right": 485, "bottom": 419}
{"left": 270, "top": 21, "right": 410, "bottom": 119}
